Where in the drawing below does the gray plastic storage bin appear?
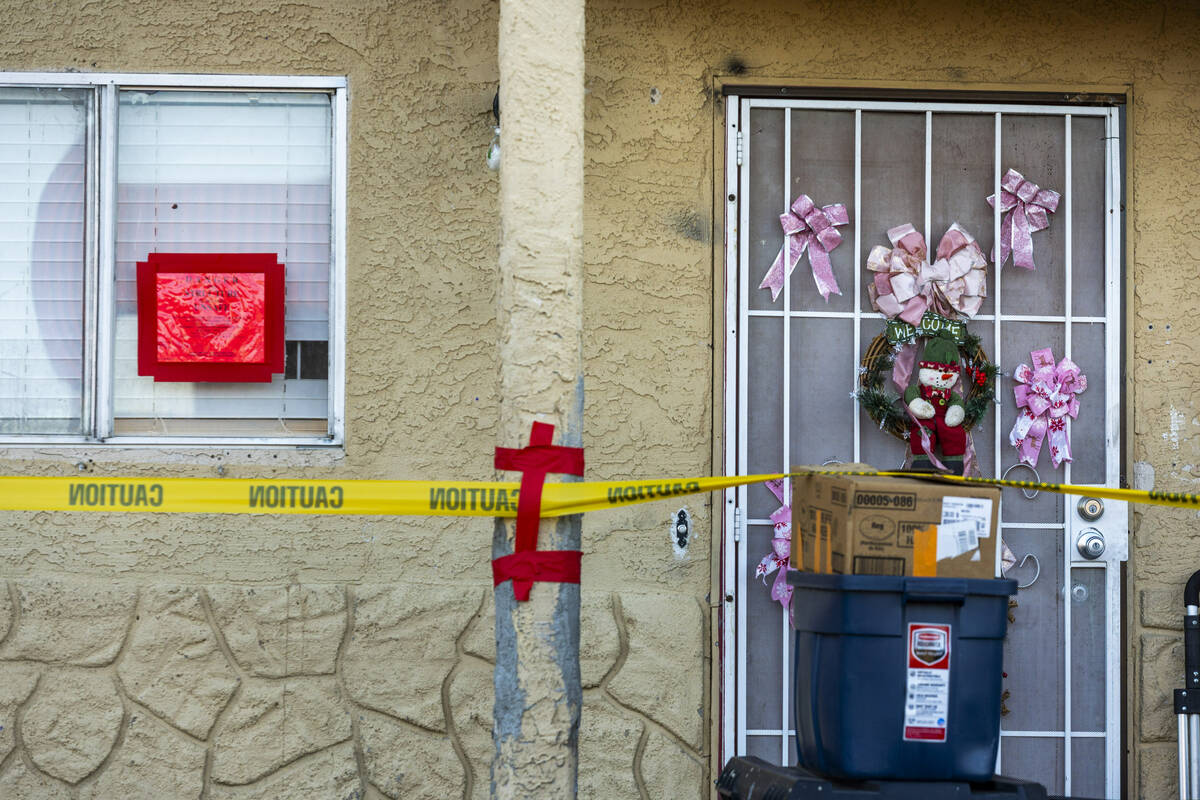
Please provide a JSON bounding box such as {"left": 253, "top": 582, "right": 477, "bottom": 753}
{"left": 787, "top": 572, "right": 1017, "bottom": 781}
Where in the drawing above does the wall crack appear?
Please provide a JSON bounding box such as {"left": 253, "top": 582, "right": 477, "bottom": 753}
{"left": 443, "top": 587, "right": 488, "bottom": 800}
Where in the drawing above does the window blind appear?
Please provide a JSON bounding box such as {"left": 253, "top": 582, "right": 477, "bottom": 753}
{"left": 0, "top": 88, "right": 86, "bottom": 434}
{"left": 113, "top": 91, "right": 332, "bottom": 431}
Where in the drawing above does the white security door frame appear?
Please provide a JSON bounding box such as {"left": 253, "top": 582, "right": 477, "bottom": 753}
{"left": 721, "top": 94, "right": 1124, "bottom": 798}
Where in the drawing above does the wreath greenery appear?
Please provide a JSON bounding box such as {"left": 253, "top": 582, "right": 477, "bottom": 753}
{"left": 856, "top": 330, "right": 998, "bottom": 440}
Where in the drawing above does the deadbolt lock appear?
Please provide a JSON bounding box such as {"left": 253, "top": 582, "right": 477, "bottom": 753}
{"left": 1077, "top": 497, "right": 1104, "bottom": 522}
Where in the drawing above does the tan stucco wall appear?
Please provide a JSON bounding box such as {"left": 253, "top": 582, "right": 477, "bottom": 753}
{"left": 0, "top": 2, "right": 710, "bottom": 797}
{"left": 0, "top": 1, "right": 1197, "bottom": 798}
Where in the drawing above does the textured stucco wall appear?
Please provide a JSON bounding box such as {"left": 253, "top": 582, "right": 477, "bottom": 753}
{"left": 0, "top": 1, "right": 710, "bottom": 797}
{"left": 0, "top": 1, "right": 1197, "bottom": 798}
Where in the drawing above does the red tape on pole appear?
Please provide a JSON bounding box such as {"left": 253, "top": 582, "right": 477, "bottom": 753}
{"left": 491, "top": 551, "right": 582, "bottom": 596}
{"left": 493, "top": 421, "right": 584, "bottom": 601}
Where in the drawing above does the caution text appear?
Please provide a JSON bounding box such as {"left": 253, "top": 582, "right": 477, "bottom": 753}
{"left": 69, "top": 483, "right": 164, "bottom": 508}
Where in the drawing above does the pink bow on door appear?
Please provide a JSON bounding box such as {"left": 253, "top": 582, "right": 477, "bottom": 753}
{"left": 1010, "top": 347, "right": 1087, "bottom": 468}
{"left": 759, "top": 194, "right": 849, "bottom": 302}
{"left": 754, "top": 478, "right": 794, "bottom": 611}
{"left": 987, "top": 169, "right": 1061, "bottom": 270}
{"left": 866, "top": 222, "right": 988, "bottom": 324}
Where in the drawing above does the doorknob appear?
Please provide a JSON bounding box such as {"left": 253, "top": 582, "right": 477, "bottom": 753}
{"left": 1077, "top": 529, "right": 1106, "bottom": 559}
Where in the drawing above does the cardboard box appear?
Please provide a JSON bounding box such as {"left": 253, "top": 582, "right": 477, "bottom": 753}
{"left": 790, "top": 472, "right": 1000, "bottom": 579}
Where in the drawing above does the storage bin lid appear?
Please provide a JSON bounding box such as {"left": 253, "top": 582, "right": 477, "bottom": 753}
{"left": 786, "top": 572, "right": 1017, "bottom": 637}
{"left": 786, "top": 572, "right": 1016, "bottom": 597}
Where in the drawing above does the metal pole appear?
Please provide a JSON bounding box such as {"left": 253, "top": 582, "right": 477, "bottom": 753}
{"left": 1179, "top": 713, "right": 1189, "bottom": 800}
{"left": 1191, "top": 714, "right": 1200, "bottom": 800}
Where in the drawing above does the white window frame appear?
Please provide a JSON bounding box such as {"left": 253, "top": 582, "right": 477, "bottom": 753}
{"left": 0, "top": 72, "right": 347, "bottom": 447}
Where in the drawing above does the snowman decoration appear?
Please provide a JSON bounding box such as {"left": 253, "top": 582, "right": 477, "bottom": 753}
{"left": 904, "top": 333, "right": 966, "bottom": 474}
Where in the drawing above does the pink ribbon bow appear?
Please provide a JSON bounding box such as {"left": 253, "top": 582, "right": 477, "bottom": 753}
{"left": 754, "top": 478, "right": 794, "bottom": 611}
{"left": 1010, "top": 347, "right": 1087, "bottom": 468}
{"left": 866, "top": 222, "right": 988, "bottom": 324}
{"left": 759, "top": 195, "right": 849, "bottom": 302}
{"left": 987, "top": 169, "right": 1061, "bottom": 270}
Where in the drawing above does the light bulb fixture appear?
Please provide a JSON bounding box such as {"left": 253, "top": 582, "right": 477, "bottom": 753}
{"left": 487, "top": 88, "right": 501, "bottom": 171}
{"left": 487, "top": 127, "right": 501, "bottom": 171}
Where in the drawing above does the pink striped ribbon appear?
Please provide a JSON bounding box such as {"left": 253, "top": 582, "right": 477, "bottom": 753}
{"left": 866, "top": 222, "right": 988, "bottom": 324}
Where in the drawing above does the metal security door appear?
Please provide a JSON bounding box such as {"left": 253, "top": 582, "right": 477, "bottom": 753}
{"left": 721, "top": 96, "right": 1125, "bottom": 798}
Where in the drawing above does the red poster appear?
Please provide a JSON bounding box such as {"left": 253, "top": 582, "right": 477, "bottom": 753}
{"left": 137, "top": 253, "right": 285, "bottom": 382}
{"left": 156, "top": 272, "right": 266, "bottom": 363}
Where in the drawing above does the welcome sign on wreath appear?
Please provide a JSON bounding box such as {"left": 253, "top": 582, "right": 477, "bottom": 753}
{"left": 854, "top": 222, "right": 997, "bottom": 475}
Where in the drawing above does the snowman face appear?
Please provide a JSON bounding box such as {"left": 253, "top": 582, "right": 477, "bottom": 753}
{"left": 918, "top": 367, "right": 959, "bottom": 390}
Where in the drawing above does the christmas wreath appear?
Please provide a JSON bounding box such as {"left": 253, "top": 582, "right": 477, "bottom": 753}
{"left": 857, "top": 329, "right": 998, "bottom": 440}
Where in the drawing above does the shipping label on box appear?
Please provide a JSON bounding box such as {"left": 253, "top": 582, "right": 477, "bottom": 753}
{"left": 791, "top": 473, "right": 1000, "bottom": 579}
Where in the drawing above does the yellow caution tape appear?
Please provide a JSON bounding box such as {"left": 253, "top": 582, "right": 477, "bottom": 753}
{"left": 0, "top": 474, "right": 770, "bottom": 517}
{"left": 0, "top": 469, "right": 1193, "bottom": 516}
{"left": 0, "top": 477, "right": 506, "bottom": 516}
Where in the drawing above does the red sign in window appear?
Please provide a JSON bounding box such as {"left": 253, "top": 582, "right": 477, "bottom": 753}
{"left": 156, "top": 272, "right": 267, "bottom": 364}
{"left": 137, "top": 253, "right": 285, "bottom": 382}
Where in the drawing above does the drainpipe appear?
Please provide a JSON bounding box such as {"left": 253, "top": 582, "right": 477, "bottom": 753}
{"left": 492, "top": 0, "right": 585, "bottom": 797}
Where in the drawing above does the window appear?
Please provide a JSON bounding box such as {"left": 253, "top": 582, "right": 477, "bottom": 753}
{"left": 0, "top": 87, "right": 87, "bottom": 434}
{"left": 0, "top": 74, "right": 346, "bottom": 444}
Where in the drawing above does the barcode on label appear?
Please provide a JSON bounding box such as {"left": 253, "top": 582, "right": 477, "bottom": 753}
{"left": 853, "top": 556, "right": 906, "bottom": 576}
{"left": 956, "top": 529, "right": 975, "bottom": 553}
{"left": 937, "top": 522, "right": 980, "bottom": 560}
{"left": 941, "top": 496, "right": 993, "bottom": 539}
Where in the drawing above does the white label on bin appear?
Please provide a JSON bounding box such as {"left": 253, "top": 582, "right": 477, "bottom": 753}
{"left": 941, "top": 496, "right": 993, "bottom": 538}
{"left": 904, "top": 623, "right": 951, "bottom": 742}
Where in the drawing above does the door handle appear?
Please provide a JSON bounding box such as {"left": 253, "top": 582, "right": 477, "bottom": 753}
{"left": 1077, "top": 529, "right": 1106, "bottom": 560}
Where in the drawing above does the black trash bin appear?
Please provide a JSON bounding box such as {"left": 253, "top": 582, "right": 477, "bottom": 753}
{"left": 716, "top": 756, "right": 1052, "bottom": 799}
